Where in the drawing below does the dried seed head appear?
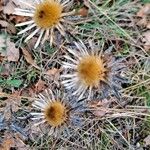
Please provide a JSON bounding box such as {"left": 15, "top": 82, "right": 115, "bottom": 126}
{"left": 14, "top": 0, "right": 75, "bottom": 48}
{"left": 77, "top": 55, "right": 106, "bottom": 87}
{"left": 34, "top": 0, "right": 62, "bottom": 28}
{"left": 61, "top": 42, "right": 128, "bottom": 99}
{"left": 44, "top": 101, "right": 68, "bottom": 127}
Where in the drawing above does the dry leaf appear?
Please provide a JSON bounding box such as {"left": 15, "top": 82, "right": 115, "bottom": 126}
{"left": 35, "top": 79, "right": 47, "bottom": 94}
{"left": 137, "top": 4, "right": 150, "bottom": 17}
{"left": 0, "top": 56, "right": 5, "bottom": 62}
{"left": 77, "top": 6, "right": 89, "bottom": 17}
{"left": 20, "top": 87, "right": 36, "bottom": 98}
{"left": 137, "top": 17, "right": 147, "bottom": 27}
{"left": 147, "top": 22, "right": 150, "bottom": 29}
{"left": 12, "top": 0, "right": 37, "bottom": 9}
{"left": 3, "top": 91, "right": 22, "bottom": 120}
{"left": 92, "top": 109, "right": 108, "bottom": 117}
{"left": 15, "top": 137, "right": 29, "bottom": 150}
{"left": 0, "top": 132, "right": 29, "bottom": 150}
{"left": 45, "top": 68, "right": 60, "bottom": 76}
{"left": 6, "top": 23, "right": 16, "bottom": 34}
{"left": 44, "top": 68, "right": 61, "bottom": 82}
{"left": 0, "top": 87, "right": 2, "bottom": 92}
{"left": 0, "top": 20, "right": 8, "bottom": 27}
{"left": 26, "top": 37, "right": 37, "bottom": 49}
{"left": 0, "top": 35, "right": 6, "bottom": 50}
{"left": 0, "top": 133, "right": 15, "bottom": 150}
{"left": 2, "top": 1, "right": 28, "bottom": 25}
{"left": 9, "top": 15, "right": 28, "bottom": 24}
{"left": 89, "top": 99, "right": 112, "bottom": 107}
{"left": 0, "top": 63, "right": 11, "bottom": 77}
{"left": 0, "top": 36, "right": 19, "bottom": 62}
{"left": 142, "top": 31, "right": 150, "bottom": 51}
{"left": 21, "top": 47, "right": 40, "bottom": 70}
{"left": 6, "top": 38, "right": 19, "bottom": 61}
{"left": 144, "top": 135, "right": 150, "bottom": 146}
{"left": 89, "top": 99, "right": 113, "bottom": 117}
{"left": 137, "top": 4, "right": 150, "bottom": 28}
{"left": 3, "top": 0, "right": 31, "bottom": 12}
{"left": 3, "top": 1, "right": 15, "bottom": 15}
{"left": 0, "top": 1, "right": 3, "bottom": 12}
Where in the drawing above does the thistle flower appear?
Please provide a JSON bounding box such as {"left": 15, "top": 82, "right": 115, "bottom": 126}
{"left": 61, "top": 41, "right": 128, "bottom": 100}
{"left": 31, "top": 89, "right": 84, "bottom": 136}
{"left": 14, "top": 0, "right": 75, "bottom": 48}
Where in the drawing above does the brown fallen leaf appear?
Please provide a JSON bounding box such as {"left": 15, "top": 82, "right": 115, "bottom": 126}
{"left": 1, "top": 0, "right": 29, "bottom": 30}
{"left": 137, "top": 16, "right": 147, "bottom": 27}
{"left": 45, "top": 68, "right": 60, "bottom": 76}
{"left": 20, "top": 87, "right": 36, "bottom": 98}
{"left": 89, "top": 99, "right": 113, "bottom": 117}
{"left": 9, "top": 15, "right": 28, "bottom": 24}
{"left": 136, "top": 4, "right": 150, "bottom": 28}
{"left": 0, "top": 63, "right": 11, "bottom": 77}
{"left": 0, "top": 0, "right": 3, "bottom": 12}
{"left": 6, "top": 23, "right": 16, "bottom": 34}
{"left": 0, "top": 35, "right": 6, "bottom": 50}
{"left": 142, "top": 30, "right": 150, "bottom": 51}
{"left": 15, "top": 135, "right": 30, "bottom": 150}
{"left": 76, "top": 6, "right": 89, "bottom": 17}
{"left": 35, "top": 79, "right": 47, "bottom": 94}
{"left": 44, "top": 68, "right": 61, "bottom": 83}
{"left": 12, "top": 0, "right": 36, "bottom": 9}
{"left": 0, "top": 133, "right": 15, "bottom": 150}
{"left": 21, "top": 47, "right": 40, "bottom": 70}
{"left": 137, "top": 4, "right": 150, "bottom": 17}
{"left": 0, "top": 55, "right": 5, "bottom": 62}
{"left": 92, "top": 108, "right": 108, "bottom": 117}
{"left": 0, "top": 36, "right": 19, "bottom": 62}
{"left": 25, "top": 37, "right": 37, "bottom": 50}
{"left": 6, "top": 38, "right": 19, "bottom": 61}
{"left": 0, "top": 132, "right": 29, "bottom": 150}
{"left": 3, "top": 1, "right": 15, "bottom": 15}
{"left": 144, "top": 135, "right": 150, "bottom": 146}
{"left": 147, "top": 22, "right": 150, "bottom": 29}
{"left": 0, "top": 87, "right": 2, "bottom": 92}
{"left": 3, "top": 90, "right": 22, "bottom": 120}
{"left": 0, "top": 20, "right": 8, "bottom": 27}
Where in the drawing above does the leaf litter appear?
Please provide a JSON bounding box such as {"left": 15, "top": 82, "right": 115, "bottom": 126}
{"left": 0, "top": 35, "right": 19, "bottom": 62}
{"left": 0, "top": 0, "right": 150, "bottom": 149}
{"left": 136, "top": 4, "right": 150, "bottom": 28}
{"left": 21, "top": 47, "right": 40, "bottom": 70}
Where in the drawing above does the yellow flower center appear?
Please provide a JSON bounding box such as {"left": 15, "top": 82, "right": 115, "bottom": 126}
{"left": 44, "top": 101, "right": 67, "bottom": 127}
{"left": 77, "top": 55, "right": 106, "bottom": 87}
{"left": 34, "top": 0, "right": 62, "bottom": 29}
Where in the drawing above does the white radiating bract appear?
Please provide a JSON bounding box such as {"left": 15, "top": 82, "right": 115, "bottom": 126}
{"left": 14, "top": 0, "right": 75, "bottom": 48}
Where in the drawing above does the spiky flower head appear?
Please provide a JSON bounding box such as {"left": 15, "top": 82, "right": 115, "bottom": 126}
{"left": 14, "top": 0, "right": 75, "bottom": 48}
{"left": 61, "top": 41, "right": 128, "bottom": 100}
{"left": 31, "top": 89, "right": 84, "bottom": 137}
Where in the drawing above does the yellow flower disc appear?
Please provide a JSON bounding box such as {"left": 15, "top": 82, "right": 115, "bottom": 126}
{"left": 34, "top": 0, "right": 62, "bottom": 29}
{"left": 44, "top": 101, "right": 67, "bottom": 127}
{"left": 77, "top": 55, "right": 106, "bottom": 87}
